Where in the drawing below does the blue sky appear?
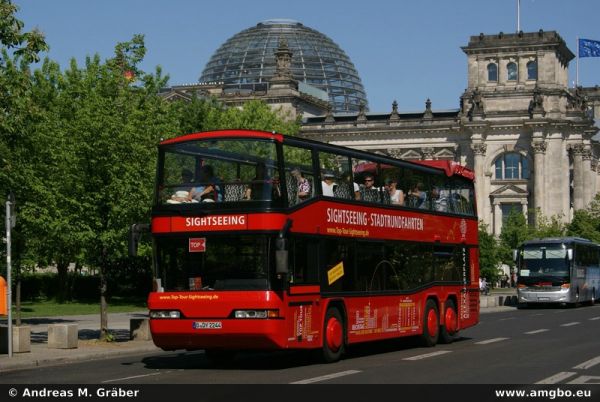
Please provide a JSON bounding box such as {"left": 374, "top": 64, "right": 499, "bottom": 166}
{"left": 14, "top": 0, "right": 600, "bottom": 113}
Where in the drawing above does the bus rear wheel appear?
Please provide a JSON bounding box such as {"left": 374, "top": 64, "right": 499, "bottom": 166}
{"left": 439, "top": 299, "right": 458, "bottom": 344}
{"left": 322, "top": 307, "right": 345, "bottom": 363}
{"left": 420, "top": 299, "right": 439, "bottom": 347}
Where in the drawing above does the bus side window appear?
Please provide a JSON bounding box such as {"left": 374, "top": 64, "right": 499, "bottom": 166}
{"left": 283, "top": 144, "right": 315, "bottom": 206}
{"left": 290, "top": 237, "right": 319, "bottom": 284}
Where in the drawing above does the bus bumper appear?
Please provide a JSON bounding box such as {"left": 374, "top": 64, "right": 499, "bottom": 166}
{"left": 150, "top": 318, "right": 288, "bottom": 351}
{"left": 517, "top": 288, "right": 571, "bottom": 303}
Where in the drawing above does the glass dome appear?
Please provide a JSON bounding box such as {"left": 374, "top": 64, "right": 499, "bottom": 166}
{"left": 200, "top": 19, "right": 368, "bottom": 113}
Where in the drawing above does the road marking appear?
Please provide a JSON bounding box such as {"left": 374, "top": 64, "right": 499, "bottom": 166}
{"left": 535, "top": 372, "right": 577, "bottom": 384}
{"left": 403, "top": 350, "right": 452, "bottom": 361}
{"left": 499, "top": 317, "right": 516, "bottom": 321}
{"left": 568, "top": 375, "right": 600, "bottom": 384}
{"left": 573, "top": 356, "right": 600, "bottom": 370}
{"left": 474, "top": 337, "right": 509, "bottom": 345}
{"left": 102, "top": 372, "right": 162, "bottom": 383}
{"left": 524, "top": 329, "right": 549, "bottom": 335}
{"left": 589, "top": 317, "right": 600, "bottom": 321}
{"left": 290, "top": 370, "right": 362, "bottom": 384}
{"left": 560, "top": 322, "right": 580, "bottom": 327}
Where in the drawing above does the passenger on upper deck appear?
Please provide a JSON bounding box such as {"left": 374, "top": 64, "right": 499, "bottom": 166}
{"left": 189, "top": 165, "right": 222, "bottom": 202}
{"left": 291, "top": 168, "right": 311, "bottom": 203}
{"left": 245, "top": 162, "right": 279, "bottom": 201}
{"left": 168, "top": 169, "right": 195, "bottom": 203}
{"left": 407, "top": 182, "right": 427, "bottom": 209}
{"left": 431, "top": 187, "right": 448, "bottom": 212}
{"left": 384, "top": 178, "right": 404, "bottom": 205}
{"left": 360, "top": 174, "right": 380, "bottom": 202}
{"left": 321, "top": 170, "right": 337, "bottom": 197}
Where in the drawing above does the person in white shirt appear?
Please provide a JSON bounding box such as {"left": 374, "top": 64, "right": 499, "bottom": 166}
{"left": 321, "top": 171, "right": 337, "bottom": 196}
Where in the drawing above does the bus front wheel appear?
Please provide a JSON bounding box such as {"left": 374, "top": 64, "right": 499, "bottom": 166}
{"left": 322, "top": 307, "right": 345, "bottom": 363}
{"left": 420, "top": 299, "right": 439, "bottom": 347}
{"left": 439, "top": 299, "right": 458, "bottom": 344}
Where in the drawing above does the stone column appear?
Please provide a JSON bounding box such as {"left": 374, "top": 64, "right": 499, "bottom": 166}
{"left": 471, "top": 142, "right": 487, "bottom": 220}
{"left": 583, "top": 147, "right": 593, "bottom": 208}
{"left": 493, "top": 200, "right": 502, "bottom": 236}
{"left": 532, "top": 141, "right": 547, "bottom": 213}
{"left": 571, "top": 143, "right": 585, "bottom": 211}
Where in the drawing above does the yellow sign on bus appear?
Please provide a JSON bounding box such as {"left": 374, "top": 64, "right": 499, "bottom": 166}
{"left": 327, "top": 261, "right": 344, "bottom": 285}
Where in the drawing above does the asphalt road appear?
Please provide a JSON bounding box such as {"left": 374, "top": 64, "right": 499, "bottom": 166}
{"left": 2, "top": 304, "right": 600, "bottom": 385}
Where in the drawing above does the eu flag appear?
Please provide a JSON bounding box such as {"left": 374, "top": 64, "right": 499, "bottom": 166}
{"left": 579, "top": 38, "right": 600, "bottom": 58}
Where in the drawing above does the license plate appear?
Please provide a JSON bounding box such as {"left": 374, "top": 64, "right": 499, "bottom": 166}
{"left": 193, "top": 321, "right": 222, "bottom": 329}
{"left": 538, "top": 297, "right": 550, "bottom": 301}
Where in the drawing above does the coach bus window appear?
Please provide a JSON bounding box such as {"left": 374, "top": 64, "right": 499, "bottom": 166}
{"left": 321, "top": 238, "right": 356, "bottom": 293}
{"left": 318, "top": 151, "right": 354, "bottom": 200}
{"left": 386, "top": 243, "right": 434, "bottom": 290}
{"left": 353, "top": 158, "right": 384, "bottom": 204}
{"left": 290, "top": 237, "right": 319, "bottom": 284}
{"left": 432, "top": 245, "right": 463, "bottom": 282}
{"left": 283, "top": 145, "right": 315, "bottom": 206}
{"left": 381, "top": 166, "right": 406, "bottom": 206}
{"left": 355, "top": 242, "right": 388, "bottom": 292}
{"left": 156, "top": 235, "right": 274, "bottom": 291}
{"left": 404, "top": 170, "right": 429, "bottom": 209}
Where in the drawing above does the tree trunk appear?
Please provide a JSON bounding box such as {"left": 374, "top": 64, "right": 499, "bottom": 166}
{"left": 99, "top": 248, "right": 109, "bottom": 341}
{"left": 56, "top": 260, "right": 69, "bottom": 303}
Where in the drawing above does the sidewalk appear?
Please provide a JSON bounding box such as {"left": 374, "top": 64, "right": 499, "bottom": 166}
{"left": 1, "top": 293, "right": 516, "bottom": 373}
{"left": 0, "top": 312, "right": 160, "bottom": 373}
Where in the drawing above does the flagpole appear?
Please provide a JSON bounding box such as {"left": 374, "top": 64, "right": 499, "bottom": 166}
{"left": 517, "top": 0, "right": 520, "bottom": 32}
{"left": 576, "top": 36, "right": 579, "bottom": 87}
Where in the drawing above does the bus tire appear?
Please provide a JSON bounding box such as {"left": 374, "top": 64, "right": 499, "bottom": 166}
{"left": 322, "top": 307, "right": 345, "bottom": 363}
{"left": 439, "top": 299, "right": 458, "bottom": 344}
{"left": 420, "top": 299, "right": 439, "bottom": 347}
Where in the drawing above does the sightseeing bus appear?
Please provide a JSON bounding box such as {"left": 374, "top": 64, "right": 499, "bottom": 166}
{"left": 515, "top": 237, "right": 600, "bottom": 307}
{"left": 146, "top": 129, "right": 480, "bottom": 363}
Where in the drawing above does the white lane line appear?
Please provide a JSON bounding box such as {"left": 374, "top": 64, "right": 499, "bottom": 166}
{"left": 402, "top": 350, "right": 452, "bottom": 361}
{"left": 535, "top": 371, "right": 577, "bottom": 384}
{"left": 589, "top": 317, "right": 600, "bottom": 321}
{"left": 573, "top": 355, "right": 600, "bottom": 370}
{"left": 525, "top": 329, "right": 549, "bottom": 335}
{"left": 568, "top": 375, "right": 600, "bottom": 384}
{"left": 474, "top": 337, "right": 509, "bottom": 345}
{"left": 290, "top": 370, "right": 362, "bottom": 384}
{"left": 102, "top": 372, "right": 162, "bottom": 383}
{"left": 499, "top": 317, "right": 516, "bottom": 321}
{"left": 561, "top": 322, "right": 581, "bottom": 327}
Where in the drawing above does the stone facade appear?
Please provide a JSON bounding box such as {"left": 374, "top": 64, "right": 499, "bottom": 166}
{"left": 300, "top": 30, "right": 599, "bottom": 235}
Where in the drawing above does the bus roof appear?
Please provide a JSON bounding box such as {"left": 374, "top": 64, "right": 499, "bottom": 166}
{"left": 521, "top": 237, "right": 595, "bottom": 246}
{"left": 159, "top": 129, "right": 284, "bottom": 146}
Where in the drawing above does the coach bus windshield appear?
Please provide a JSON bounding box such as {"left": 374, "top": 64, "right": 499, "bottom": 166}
{"left": 157, "top": 138, "right": 281, "bottom": 206}
{"left": 519, "top": 244, "right": 570, "bottom": 279}
{"left": 155, "top": 235, "right": 276, "bottom": 291}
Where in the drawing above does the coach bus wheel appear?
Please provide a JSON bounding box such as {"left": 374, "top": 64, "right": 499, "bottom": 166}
{"left": 439, "top": 299, "right": 458, "bottom": 344}
{"left": 322, "top": 308, "right": 345, "bottom": 363}
{"left": 420, "top": 299, "right": 439, "bottom": 347}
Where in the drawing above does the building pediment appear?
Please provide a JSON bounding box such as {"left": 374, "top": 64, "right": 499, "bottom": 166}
{"left": 490, "top": 184, "right": 529, "bottom": 197}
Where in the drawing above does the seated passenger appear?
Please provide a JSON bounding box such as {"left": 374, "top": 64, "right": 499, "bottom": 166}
{"left": 360, "top": 174, "right": 380, "bottom": 202}
{"left": 407, "top": 182, "right": 427, "bottom": 208}
{"left": 291, "top": 167, "right": 311, "bottom": 202}
{"left": 384, "top": 178, "right": 405, "bottom": 205}
{"left": 431, "top": 187, "right": 448, "bottom": 212}
{"left": 189, "top": 165, "right": 222, "bottom": 202}
{"left": 321, "top": 170, "right": 337, "bottom": 197}
{"left": 168, "top": 169, "right": 195, "bottom": 204}
{"left": 245, "top": 162, "right": 278, "bottom": 200}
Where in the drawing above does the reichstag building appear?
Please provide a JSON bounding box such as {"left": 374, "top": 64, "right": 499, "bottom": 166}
{"left": 162, "top": 19, "right": 600, "bottom": 235}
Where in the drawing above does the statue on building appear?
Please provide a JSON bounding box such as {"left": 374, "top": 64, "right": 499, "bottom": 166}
{"left": 528, "top": 86, "right": 545, "bottom": 117}
{"left": 468, "top": 88, "right": 485, "bottom": 119}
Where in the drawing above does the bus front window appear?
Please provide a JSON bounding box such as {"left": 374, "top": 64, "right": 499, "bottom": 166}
{"left": 158, "top": 138, "right": 281, "bottom": 205}
{"left": 156, "top": 235, "right": 275, "bottom": 291}
{"left": 519, "top": 245, "right": 569, "bottom": 278}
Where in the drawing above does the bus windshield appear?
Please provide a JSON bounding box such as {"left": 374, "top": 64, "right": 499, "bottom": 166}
{"left": 156, "top": 235, "right": 275, "bottom": 291}
{"left": 519, "top": 244, "right": 569, "bottom": 278}
{"left": 158, "top": 138, "right": 281, "bottom": 205}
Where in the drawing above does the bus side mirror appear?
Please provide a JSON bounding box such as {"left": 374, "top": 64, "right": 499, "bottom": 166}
{"left": 512, "top": 249, "right": 518, "bottom": 263}
{"left": 275, "top": 238, "right": 289, "bottom": 275}
{"left": 567, "top": 249, "right": 573, "bottom": 261}
{"left": 129, "top": 223, "right": 150, "bottom": 257}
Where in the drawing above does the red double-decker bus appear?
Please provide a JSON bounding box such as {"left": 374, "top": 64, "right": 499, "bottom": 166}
{"left": 147, "top": 129, "right": 479, "bottom": 363}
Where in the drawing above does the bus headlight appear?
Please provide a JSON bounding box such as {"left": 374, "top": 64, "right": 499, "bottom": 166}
{"left": 150, "top": 310, "right": 181, "bottom": 319}
{"left": 233, "top": 310, "right": 279, "bottom": 319}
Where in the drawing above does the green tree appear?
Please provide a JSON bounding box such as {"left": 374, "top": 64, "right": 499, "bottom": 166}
{"left": 478, "top": 222, "right": 501, "bottom": 284}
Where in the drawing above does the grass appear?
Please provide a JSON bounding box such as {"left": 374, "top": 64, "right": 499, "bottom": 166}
{"left": 9, "top": 297, "right": 147, "bottom": 318}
